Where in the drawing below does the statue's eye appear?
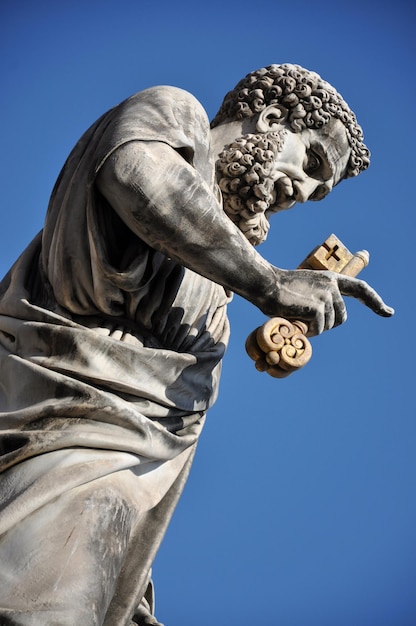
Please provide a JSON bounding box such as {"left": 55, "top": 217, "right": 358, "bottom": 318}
{"left": 304, "top": 151, "right": 321, "bottom": 174}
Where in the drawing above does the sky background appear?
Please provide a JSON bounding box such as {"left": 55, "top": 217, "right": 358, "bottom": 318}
{"left": 1, "top": 1, "right": 415, "bottom": 625}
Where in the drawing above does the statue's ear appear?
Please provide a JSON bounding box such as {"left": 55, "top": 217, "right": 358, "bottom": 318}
{"left": 256, "top": 104, "right": 288, "bottom": 132}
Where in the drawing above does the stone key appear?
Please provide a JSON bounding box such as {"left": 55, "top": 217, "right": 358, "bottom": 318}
{"left": 297, "top": 233, "right": 369, "bottom": 276}
{"left": 245, "top": 234, "right": 369, "bottom": 378}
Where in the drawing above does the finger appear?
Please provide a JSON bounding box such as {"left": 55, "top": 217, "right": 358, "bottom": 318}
{"left": 306, "top": 307, "right": 325, "bottom": 337}
{"left": 324, "top": 298, "right": 335, "bottom": 331}
{"left": 337, "top": 275, "right": 395, "bottom": 317}
{"left": 330, "top": 291, "right": 347, "bottom": 329}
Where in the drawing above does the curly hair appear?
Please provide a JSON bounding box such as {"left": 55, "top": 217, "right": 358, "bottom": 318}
{"left": 211, "top": 64, "right": 370, "bottom": 179}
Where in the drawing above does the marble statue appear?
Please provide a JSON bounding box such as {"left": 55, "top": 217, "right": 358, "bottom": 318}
{"left": 0, "top": 64, "right": 393, "bottom": 625}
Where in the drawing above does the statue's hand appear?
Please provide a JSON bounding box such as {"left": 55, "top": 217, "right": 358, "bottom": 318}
{"left": 261, "top": 268, "right": 394, "bottom": 337}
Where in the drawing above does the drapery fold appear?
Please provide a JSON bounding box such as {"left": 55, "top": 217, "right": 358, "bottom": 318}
{"left": 0, "top": 86, "right": 230, "bottom": 624}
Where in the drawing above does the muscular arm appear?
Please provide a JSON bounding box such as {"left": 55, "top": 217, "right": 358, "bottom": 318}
{"left": 96, "top": 140, "right": 393, "bottom": 335}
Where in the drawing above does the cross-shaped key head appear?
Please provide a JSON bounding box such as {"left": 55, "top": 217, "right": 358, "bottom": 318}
{"left": 299, "top": 234, "right": 354, "bottom": 273}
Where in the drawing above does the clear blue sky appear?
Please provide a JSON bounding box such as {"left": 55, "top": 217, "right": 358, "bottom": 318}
{"left": 1, "top": 1, "right": 415, "bottom": 625}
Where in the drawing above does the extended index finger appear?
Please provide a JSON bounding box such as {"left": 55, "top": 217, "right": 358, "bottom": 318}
{"left": 337, "top": 275, "right": 395, "bottom": 317}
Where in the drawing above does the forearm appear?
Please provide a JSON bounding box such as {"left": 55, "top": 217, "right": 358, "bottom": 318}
{"left": 96, "top": 140, "right": 393, "bottom": 332}
{"left": 96, "top": 140, "right": 279, "bottom": 314}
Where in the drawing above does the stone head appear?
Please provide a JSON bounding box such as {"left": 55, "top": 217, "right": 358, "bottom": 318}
{"left": 211, "top": 64, "right": 370, "bottom": 245}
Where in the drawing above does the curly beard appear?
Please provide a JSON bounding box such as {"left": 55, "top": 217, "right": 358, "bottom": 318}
{"left": 216, "top": 129, "right": 289, "bottom": 246}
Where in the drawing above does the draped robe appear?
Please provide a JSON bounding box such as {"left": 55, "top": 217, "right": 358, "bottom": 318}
{"left": 0, "top": 86, "right": 231, "bottom": 625}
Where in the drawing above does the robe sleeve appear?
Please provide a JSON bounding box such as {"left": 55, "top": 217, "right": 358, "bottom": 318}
{"left": 41, "top": 86, "right": 216, "bottom": 317}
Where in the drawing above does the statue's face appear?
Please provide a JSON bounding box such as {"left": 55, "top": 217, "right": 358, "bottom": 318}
{"left": 216, "top": 116, "right": 351, "bottom": 246}
{"left": 268, "top": 118, "right": 351, "bottom": 215}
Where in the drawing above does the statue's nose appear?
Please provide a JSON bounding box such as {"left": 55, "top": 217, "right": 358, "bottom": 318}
{"left": 293, "top": 178, "right": 321, "bottom": 202}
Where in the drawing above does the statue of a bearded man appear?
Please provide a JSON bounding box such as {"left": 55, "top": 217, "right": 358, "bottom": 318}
{"left": 0, "top": 64, "right": 393, "bottom": 626}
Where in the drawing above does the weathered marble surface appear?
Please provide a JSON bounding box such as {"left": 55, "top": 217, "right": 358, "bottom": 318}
{"left": 0, "top": 64, "right": 393, "bottom": 625}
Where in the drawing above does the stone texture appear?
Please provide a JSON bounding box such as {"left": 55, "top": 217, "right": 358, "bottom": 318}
{"left": 0, "top": 64, "right": 393, "bottom": 625}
